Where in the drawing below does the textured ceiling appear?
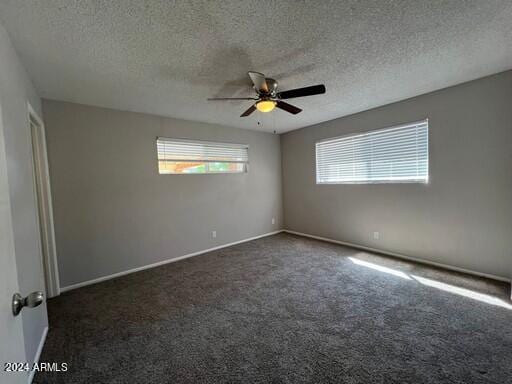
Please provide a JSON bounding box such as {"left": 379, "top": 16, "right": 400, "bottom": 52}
{"left": 1, "top": 1, "right": 512, "bottom": 133}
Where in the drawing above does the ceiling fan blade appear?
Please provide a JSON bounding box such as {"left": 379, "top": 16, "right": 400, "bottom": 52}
{"left": 277, "top": 84, "right": 326, "bottom": 99}
{"left": 208, "top": 97, "right": 258, "bottom": 100}
{"left": 240, "top": 104, "right": 257, "bottom": 117}
{"left": 248, "top": 71, "right": 269, "bottom": 93}
{"left": 276, "top": 100, "right": 302, "bottom": 115}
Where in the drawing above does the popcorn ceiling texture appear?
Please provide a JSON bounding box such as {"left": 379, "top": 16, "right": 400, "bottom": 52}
{"left": 1, "top": 0, "right": 512, "bottom": 133}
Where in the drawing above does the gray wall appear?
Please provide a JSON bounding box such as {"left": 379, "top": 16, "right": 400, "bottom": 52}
{"left": 43, "top": 100, "right": 283, "bottom": 288}
{"left": 282, "top": 71, "right": 512, "bottom": 280}
{"left": 0, "top": 23, "right": 48, "bottom": 365}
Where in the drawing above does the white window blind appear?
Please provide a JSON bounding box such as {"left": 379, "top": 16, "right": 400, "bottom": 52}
{"left": 316, "top": 120, "right": 428, "bottom": 184}
{"left": 157, "top": 138, "right": 249, "bottom": 174}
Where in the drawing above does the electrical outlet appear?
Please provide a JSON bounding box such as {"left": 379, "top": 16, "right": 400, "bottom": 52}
{"left": 212, "top": 231, "right": 217, "bottom": 239}
{"left": 272, "top": 218, "right": 275, "bottom": 225}
{"left": 373, "top": 231, "right": 380, "bottom": 240}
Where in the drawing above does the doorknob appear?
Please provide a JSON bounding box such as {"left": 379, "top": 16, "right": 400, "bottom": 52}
{"left": 12, "top": 291, "right": 44, "bottom": 316}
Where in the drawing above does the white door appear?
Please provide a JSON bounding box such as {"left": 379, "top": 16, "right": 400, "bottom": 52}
{"left": 0, "top": 107, "right": 28, "bottom": 383}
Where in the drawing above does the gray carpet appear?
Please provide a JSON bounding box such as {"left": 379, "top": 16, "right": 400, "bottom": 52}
{"left": 35, "top": 233, "right": 512, "bottom": 383}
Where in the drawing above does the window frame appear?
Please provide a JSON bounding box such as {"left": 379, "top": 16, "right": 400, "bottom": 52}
{"left": 156, "top": 137, "right": 249, "bottom": 175}
{"left": 315, "top": 119, "right": 429, "bottom": 185}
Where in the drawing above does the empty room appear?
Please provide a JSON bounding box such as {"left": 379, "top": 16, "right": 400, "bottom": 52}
{"left": 1, "top": 1, "right": 511, "bottom": 383}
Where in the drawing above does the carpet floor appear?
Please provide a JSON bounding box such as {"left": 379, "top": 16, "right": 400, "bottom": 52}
{"left": 35, "top": 233, "right": 512, "bottom": 383}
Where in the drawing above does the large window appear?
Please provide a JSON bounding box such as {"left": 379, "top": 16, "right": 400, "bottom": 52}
{"left": 157, "top": 138, "right": 249, "bottom": 174}
{"left": 316, "top": 120, "right": 428, "bottom": 184}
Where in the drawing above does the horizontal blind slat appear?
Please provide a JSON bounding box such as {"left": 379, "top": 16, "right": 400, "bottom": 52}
{"left": 157, "top": 138, "right": 249, "bottom": 174}
{"left": 316, "top": 120, "right": 428, "bottom": 184}
{"left": 157, "top": 138, "right": 249, "bottom": 162}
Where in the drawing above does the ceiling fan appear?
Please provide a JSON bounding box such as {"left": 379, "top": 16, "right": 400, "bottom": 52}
{"left": 208, "top": 71, "right": 326, "bottom": 117}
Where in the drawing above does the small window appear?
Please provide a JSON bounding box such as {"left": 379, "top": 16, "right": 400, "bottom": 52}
{"left": 156, "top": 137, "right": 249, "bottom": 174}
{"left": 316, "top": 120, "right": 428, "bottom": 184}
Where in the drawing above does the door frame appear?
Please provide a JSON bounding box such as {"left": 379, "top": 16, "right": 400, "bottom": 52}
{"left": 28, "top": 102, "right": 60, "bottom": 298}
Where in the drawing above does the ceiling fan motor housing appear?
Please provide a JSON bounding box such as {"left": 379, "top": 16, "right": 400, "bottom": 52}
{"left": 259, "top": 78, "right": 278, "bottom": 97}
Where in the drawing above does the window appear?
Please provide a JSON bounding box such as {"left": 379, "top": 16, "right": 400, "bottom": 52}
{"left": 156, "top": 137, "right": 249, "bottom": 174}
{"left": 316, "top": 120, "right": 428, "bottom": 184}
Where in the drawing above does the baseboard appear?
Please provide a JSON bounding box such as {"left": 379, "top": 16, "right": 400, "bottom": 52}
{"left": 60, "top": 230, "right": 284, "bottom": 292}
{"left": 284, "top": 229, "right": 511, "bottom": 283}
{"left": 28, "top": 326, "right": 48, "bottom": 384}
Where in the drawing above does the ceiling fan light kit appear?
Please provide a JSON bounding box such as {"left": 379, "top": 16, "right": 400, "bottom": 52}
{"left": 256, "top": 100, "right": 276, "bottom": 113}
{"left": 208, "top": 71, "right": 326, "bottom": 117}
